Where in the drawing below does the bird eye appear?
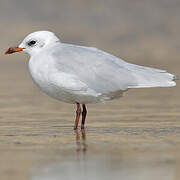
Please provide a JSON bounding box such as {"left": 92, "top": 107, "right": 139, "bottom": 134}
{"left": 27, "top": 40, "right": 36, "bottom": 46}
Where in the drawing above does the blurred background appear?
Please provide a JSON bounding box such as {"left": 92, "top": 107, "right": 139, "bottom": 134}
{"left": 2, "top": 0, "right": 180, "bottom": 65}
{"left": 1, "top": 0, "right": 180, "bottom": 180}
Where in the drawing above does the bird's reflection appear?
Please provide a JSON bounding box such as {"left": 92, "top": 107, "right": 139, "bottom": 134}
{"left": 74, "top": 129, "right": 87, "bottom": 153}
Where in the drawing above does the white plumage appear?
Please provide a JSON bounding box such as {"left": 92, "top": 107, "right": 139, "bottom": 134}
{"left": 16, "top": 31, "right": 177, "bottom": 104}
{"left": 5, "top": 30, "right": 178, "bottom": 129}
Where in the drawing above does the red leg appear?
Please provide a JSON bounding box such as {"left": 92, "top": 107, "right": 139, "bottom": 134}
{"left": 81, "top": 104, "right": 87, "bottom": 129}
{"left": 74, "top": 103, "right": 81, "bottom": 130}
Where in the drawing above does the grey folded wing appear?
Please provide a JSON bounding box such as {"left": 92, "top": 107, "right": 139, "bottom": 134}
{"left": 51, "top": 43, "right": 177, "bottom": 95}
{"left": 51, "top": 43, "right": 138, "bottom": 94}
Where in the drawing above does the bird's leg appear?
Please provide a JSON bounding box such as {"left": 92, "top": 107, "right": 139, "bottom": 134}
{"left": 81, "top": 104, "right": 87, "bottom": 129}
{"left": 74, "top": 103, "right": 81, "bottom": 130}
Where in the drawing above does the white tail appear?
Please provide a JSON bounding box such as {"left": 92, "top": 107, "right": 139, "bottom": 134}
{"left": 127, "top": 64, "right": 178, "bottom": 88}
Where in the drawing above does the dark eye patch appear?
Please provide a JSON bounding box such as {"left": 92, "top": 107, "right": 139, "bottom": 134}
{"left": 27, "top": 40, "right": 36, "bottom": 46}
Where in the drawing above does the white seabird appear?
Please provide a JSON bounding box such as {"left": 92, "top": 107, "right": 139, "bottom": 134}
{"left": 5, "top": 31, "right": 178, "bottom": 129}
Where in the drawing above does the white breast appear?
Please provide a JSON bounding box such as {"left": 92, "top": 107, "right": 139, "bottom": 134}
{"left": 29, "top": 55, "right": 50, "bottom": 90}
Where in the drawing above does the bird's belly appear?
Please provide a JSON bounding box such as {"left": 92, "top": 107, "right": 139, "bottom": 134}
{"left": 32, "top": 78, "right": 102, "bottom": 104}
{"left": 45, "top": 86, "right": 102, "bottom": 104}
{"left": 28, "top": 59, "right": 110, "bottom": 104}
{"left": 29, "top": 68, "right": 102, "bottom": 104}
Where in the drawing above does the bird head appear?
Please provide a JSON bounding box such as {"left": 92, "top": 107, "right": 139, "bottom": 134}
{"left": 5, "top": 30, "right": 60, "bottom": 56}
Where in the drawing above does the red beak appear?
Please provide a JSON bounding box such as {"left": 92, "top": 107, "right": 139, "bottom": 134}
{"left": 5, "top": 46, "right": 24, "bottom": 55}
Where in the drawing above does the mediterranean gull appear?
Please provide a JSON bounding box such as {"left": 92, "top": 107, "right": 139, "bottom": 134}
{"left": 5, "top": 31, "right": 178, "bottom": 130}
